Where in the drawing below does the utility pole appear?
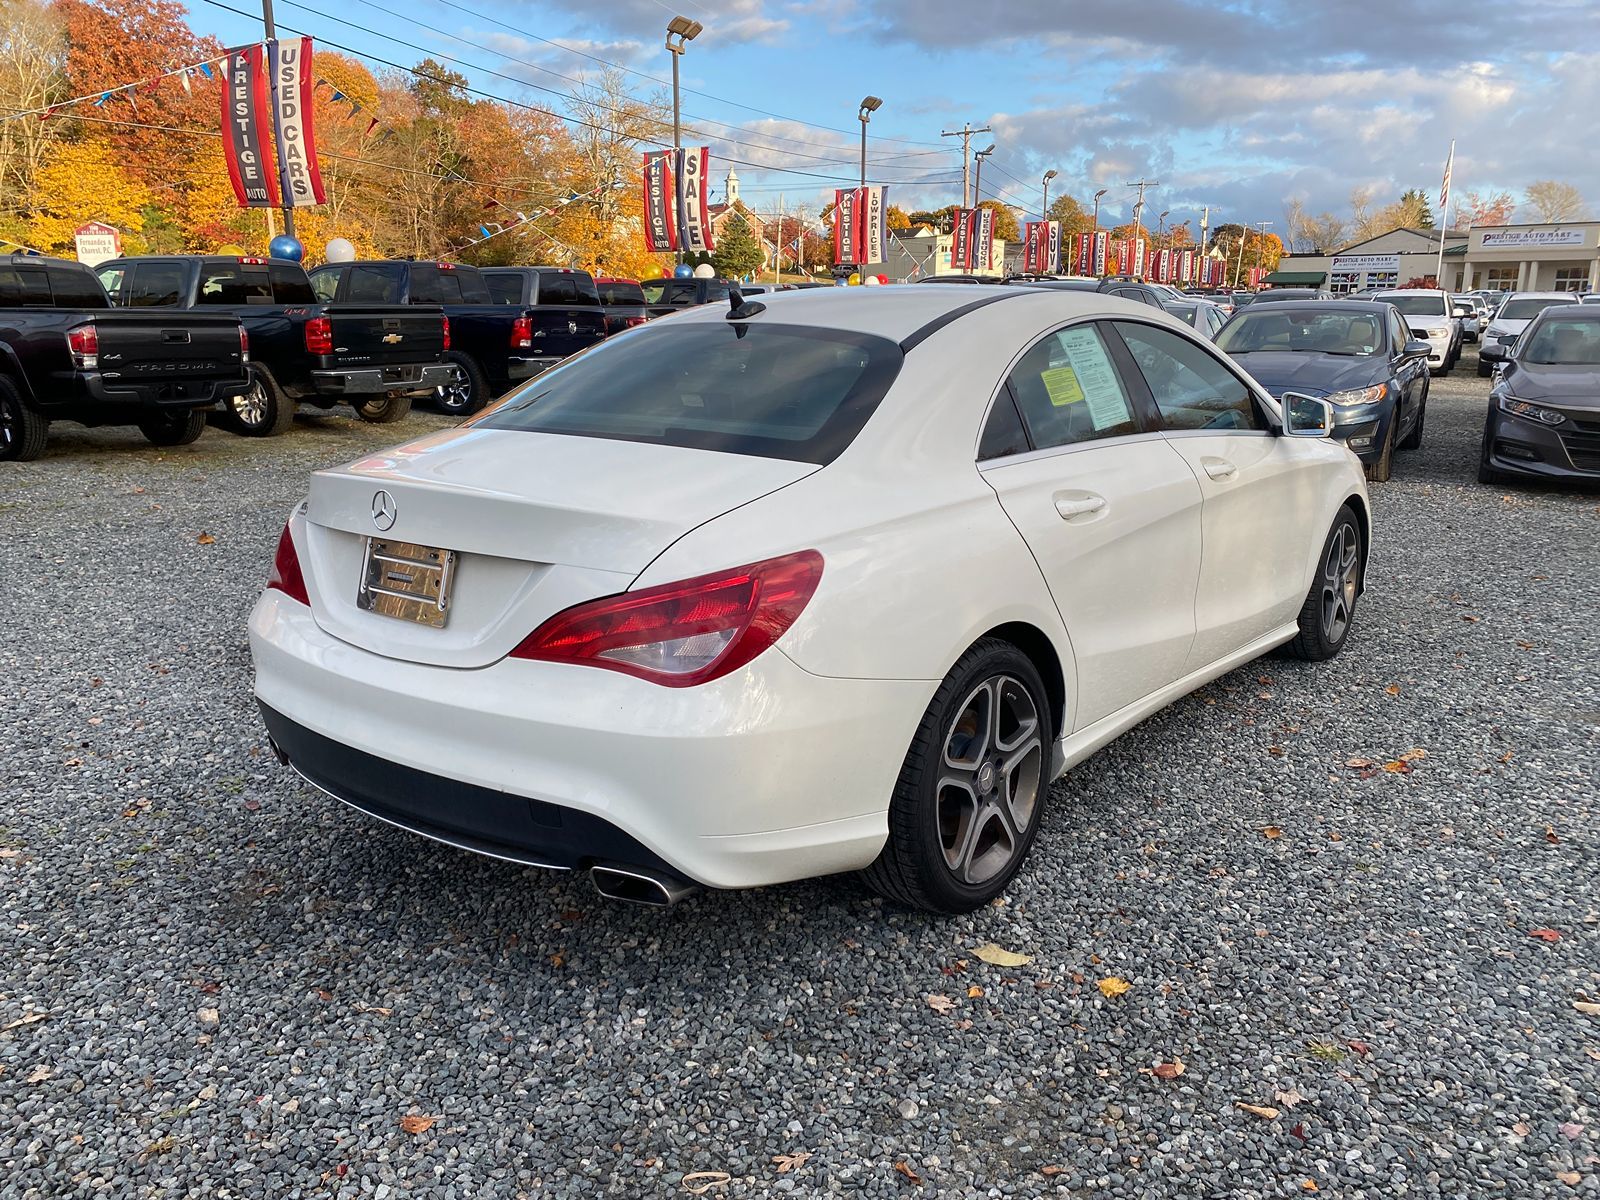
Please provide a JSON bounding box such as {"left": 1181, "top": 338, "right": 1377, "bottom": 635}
{"left": 261, "top": 0, "right": 294, "bottom": 241}
{"left": 941, "top": 122, "right": 991, "bottom": 209}
{"left": 774, "top": 192, "right": 783, "bottom": 283}
{"left": 1125, "top": 178, "right": 1159, "bottom": 241}
{"left": 1255, "top": 219, "right": 1274, "bottom": 285}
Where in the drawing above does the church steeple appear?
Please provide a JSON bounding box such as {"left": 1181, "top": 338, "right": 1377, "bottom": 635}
{"left": 724, "top": 167, "right": 740, "bottom": 205}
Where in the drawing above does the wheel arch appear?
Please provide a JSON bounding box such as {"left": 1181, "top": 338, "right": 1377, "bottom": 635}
{"left": 1341, "top": 491, "right": 1372, "bottom": 587}
{"left": 976, "top": 620, "right": 1068, "bottom": 742}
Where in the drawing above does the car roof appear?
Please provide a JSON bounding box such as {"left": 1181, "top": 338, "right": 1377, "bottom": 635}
{"left": 1503, "top": 291, "right": 1578, "bottom": 300}
{"left": 1524, "top": 302, "right": 1600, "bottom": 320}
{"left": 1239, "top": 299, "right": 1396, "bottom": 312}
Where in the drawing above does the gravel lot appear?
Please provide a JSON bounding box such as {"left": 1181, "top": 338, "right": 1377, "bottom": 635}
{"left": 2, "top": 357, "right": 1597, "bottom": 1200}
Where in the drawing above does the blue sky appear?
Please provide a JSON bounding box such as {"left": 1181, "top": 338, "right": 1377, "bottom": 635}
{"left": 188, "top": 0, "right": 1600, "bottom": 238}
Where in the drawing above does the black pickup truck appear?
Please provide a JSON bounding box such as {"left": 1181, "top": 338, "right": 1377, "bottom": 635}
{"left": 97, "top": 256, "right": 452, "bottom": 435}
{"left": 308, "top": 260, "right": 606, "bottom": 415}
{"left": 1, "top": 255, "right": 248, "bottom": 462}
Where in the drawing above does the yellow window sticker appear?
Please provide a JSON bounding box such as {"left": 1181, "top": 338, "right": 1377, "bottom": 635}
{"left": 1041, "top": 365, "right": 1085, "bottom": 407}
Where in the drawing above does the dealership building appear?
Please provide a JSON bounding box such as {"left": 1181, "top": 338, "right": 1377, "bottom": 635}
{"left": 1268, "top": 222, "right": 1600, "bottom": 294}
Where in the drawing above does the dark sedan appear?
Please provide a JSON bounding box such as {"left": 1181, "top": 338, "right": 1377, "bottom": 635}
{"left": 1477, "top": 305, "right": 1600, "bottom": 485}
{"left": 1216, "top": 300, "right": 1432, "bottom": 481}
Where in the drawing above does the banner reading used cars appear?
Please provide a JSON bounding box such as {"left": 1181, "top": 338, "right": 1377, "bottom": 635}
{"left": 268, "top": 37, "right": 325, "bottom": 207}
{"left": 975, "top": 207, "right": 994, "bottom": 272}
{"left": 221, "top": 45, "right": 277, "bottom": 208}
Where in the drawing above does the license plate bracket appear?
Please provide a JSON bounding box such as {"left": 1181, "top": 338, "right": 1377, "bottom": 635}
{"left": 357, "top": 537, "right": 456, "bottom": 627}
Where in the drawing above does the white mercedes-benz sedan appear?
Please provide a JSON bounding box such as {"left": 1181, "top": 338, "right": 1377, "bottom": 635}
{"left": 250, "top": 285, "right": 1370, "bottom": 913}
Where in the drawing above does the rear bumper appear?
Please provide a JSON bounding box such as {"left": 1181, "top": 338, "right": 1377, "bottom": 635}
{"left": 507, "top": 355, "right": 563, "bottom": 380}
{"left": 46, "top": 370, "right": 250, "bottom": 412}
{"left": 310, "top": 363, "right": 457, "bottom": 395}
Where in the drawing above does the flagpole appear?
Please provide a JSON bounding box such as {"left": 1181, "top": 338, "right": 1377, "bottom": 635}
{"left": 1435, "top": 139, "right": 1454, "bottom": 289}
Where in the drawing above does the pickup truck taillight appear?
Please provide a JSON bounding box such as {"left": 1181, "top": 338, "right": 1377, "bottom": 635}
{"left": 510, "top": 316, "right": 533, "bottom": 349}
{"left": 67, "top": 324, "right": 98, "bottom": 370}
{"left": 303, "top": 316, "right": 333, "bottom": 356}
{"left": 625, "top": 316, "right": 648, "bottom": 328}
{"left": 442, "top": 316, "right": 452, "bottom": 352}
{"left": 239, "top": 326, "right": 250, "bottom": 363}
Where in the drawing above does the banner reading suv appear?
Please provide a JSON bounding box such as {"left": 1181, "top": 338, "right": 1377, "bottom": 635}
{"left": 222, "top": 45, "right": 277, "bottom": 208}
{"left": 1046, "top": 221, "right": 1061, "bottom": 276}
{"left": 268, "top": 37, "right": 325, "bottom": 208}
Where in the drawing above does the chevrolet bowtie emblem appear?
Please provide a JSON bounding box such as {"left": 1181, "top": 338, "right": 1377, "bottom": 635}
{"left": 383, "top": 333, "right": 404, "bottom": 344}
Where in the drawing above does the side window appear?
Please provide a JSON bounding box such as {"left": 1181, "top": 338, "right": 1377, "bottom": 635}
{"left": 977, "top": 391, "right": 1030, "bottom": 460}
{"left": 0, "top": 267, "right": 51, "bottom": 306}
{"left": 485, "top": 273, "right": 523, "bottom": 304}
{"left": 345, "top": 265, "right": 403, "bottom": 303}
{"left": 1113, "top": 321, "right": 1267, "bottom": 433}
{"left": 1004, "top": 323, "right": 1142, "bottom": 451}
{"left": 309, "top": 268, "right": 340, "bottom": 303}
{"left": 269, "top": 263, "right": 315, "bottom": 305}
{"left": 126, "top": 262, "right": 187, "bottom": 306}
{"left": 49, "top": 268, "right": 109, "bottom": 308}
{"left": 97, "top": 267, "right": 127, "bottom": 302}
{"left": 1389, "top": 311, "right": 1409, "bottom": 354}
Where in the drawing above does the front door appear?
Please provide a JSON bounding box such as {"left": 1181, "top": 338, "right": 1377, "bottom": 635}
{"left": 978, "top": 321, "right": 1204, "bottom": 730}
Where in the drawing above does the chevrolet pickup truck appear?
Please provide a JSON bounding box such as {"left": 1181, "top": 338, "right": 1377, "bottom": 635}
{"left": 1, "top": 255, "right": 248, "bottom": 462}
{"left": 97, "top": 255, "right": 452, "bottom": 435}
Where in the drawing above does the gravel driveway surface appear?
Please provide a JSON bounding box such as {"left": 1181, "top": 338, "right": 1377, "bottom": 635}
{"left": 2, "top": 359, "right": 1597, "bottom": 1200}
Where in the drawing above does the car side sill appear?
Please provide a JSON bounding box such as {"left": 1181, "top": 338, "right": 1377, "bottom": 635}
{"left": 1053, "top": 622, "right": 1300, "bottom": 777}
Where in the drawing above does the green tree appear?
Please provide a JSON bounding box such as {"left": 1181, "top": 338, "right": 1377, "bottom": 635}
{"left": 711, "top": 214, "right": 762, "bottom": 279}
{"left": 1397, "top": 188, "right": 1434, "bottom": 228}
{"left": 977, "top": 199, "right": 1020, "bottom": 244}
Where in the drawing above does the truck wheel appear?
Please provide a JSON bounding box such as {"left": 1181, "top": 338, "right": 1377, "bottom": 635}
{"left": 0, "top": 376, "right": 49, "bottom": 462}
{"left": 352, "top": 392, "right": 412, "bottom": 424}
{"left": 433, "top": 352, "right": 489, "bottom": 416}
{"left": 138, "top": 408, "right": 208, "bottom": 447}
{"left": 222, "top": 365, "right": 297, "bottom": 437}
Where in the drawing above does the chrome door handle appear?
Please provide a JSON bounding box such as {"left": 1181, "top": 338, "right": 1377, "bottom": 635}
{"left": 1203, "top": 458, "right": 1238, "bottom": 481}
{"left": 1054, "top": 494, "right": 1106, "bottom": 519}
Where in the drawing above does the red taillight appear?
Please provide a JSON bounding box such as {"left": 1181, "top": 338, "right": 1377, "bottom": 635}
{"left": 625, "top": 316, "right": 648, "bottom": 328}
{"left": 267, "top": 522, "right": 310, "bottom": 606}
{"left": 238, "top": 325, "right": 250, "bottom": 363}
{"left": 510, "top": 315, "right": 533, "bottom": 349}
{"left": 442, "top": 315, "right": 451, "bottom": 351}
{"left": 304, "top": 315, "right": 333, "bottom": 355}
{"left": 510, "top": 550, "right": 824, "bottom": 687}
{"left": 67, "top": 323, "right": 98, "bottom": 368}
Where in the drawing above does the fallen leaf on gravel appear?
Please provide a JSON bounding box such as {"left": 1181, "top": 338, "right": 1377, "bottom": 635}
{"left": 1545, "top": 826, "right": 1560, "bottom": 843}
{"left": 1327, "top": 831, "right": 1343, "bottom": 842}
{"left": 1382, "top": 760, "right": 1413, "bottom": 774}
{"left": 772, "top": 1152, "right": 811, "bottom": 1173}
{"left": 1234, "top": 1102, "right": 1279, "bottom": 1120}
{"left": 1302, "top": 1182, "right": 1319, "bottom": 1193}
{"left": 1290, "top": 1123, "right": 1307, "bottom": 1143}
{"left": 1585, "top": 1047, "right": 1600, "bottom": 1061}
{"left": 925, "top": 994, "right": 956, "bottom": 1014}
{"left": 1346, "top": 1039, "right": 1370, "bottom": 1056}
{"left": 1574, "top": 1001, "right": 1600, "bottom": 1017}
{"left": 1528, "top": 929, "right": 1562, "bottom": 942}
{"left": 1268, "top": 746, "right": 1284, "bottom": 756}
{"left": 1384, "top": 684, "right": 1401, "bottom": 696}
{"left": 1274, "top": 1087, "right": 1304, "bottom": 1109}
{"left": 1555, "top": 1172, "right": 1581, "bottom": 1187}
{"left": 967, "top": 986, "right": 984, "bottom": 998}
{"left": 1561, "top": 1123, "right": 1585, "bottom": 1139}
{"left": 892, "top": 1161, "right": 922, "bottom": 1184}
{"left": 398, "top": 1114, "right": 436, "bottom": 1135}
{"left": 1097, "top": 977, "right": 1131, "bottom": 999}
{"left": 197, "top": 1008, "right": 219, "bottom": 1027}
{"left": 972, "top": 943, "right": 1032, "bottom": 967}
{"left": 1461, "top": 614, "right": 1481, "bottom": 623}
{"left": 355, "top": 1003, "right": 393, "bottom": 1016}
{"left": 1040, "top": 1165, "right": 1065, "bottom": 1177}
{"left": 1345, "top": 757, "right": 1374, "bottom": 768}
{"left": 682, "top": 1171, "right": 731, "bottom": 1194}
{"left": 1153, "top": 1060, "right": 1185, "bottom": 1079}
{"left": 196, "top": 533, "right": 216, "bottom": 545}
{"left": 26, "top": 1065, "right": 51, "bottom": 1083}
{"left": 1513, "top": 1122, "right": 1532, "bottom": 1136}
{"left": 1399, "top": 748, "right": 1428, "bottom": 762}
{"left": 1, "top": 1012, "right": 48, "bottom": 1033}
{"left": 1262, "top": 826, "right": 1283, "bottom": 839}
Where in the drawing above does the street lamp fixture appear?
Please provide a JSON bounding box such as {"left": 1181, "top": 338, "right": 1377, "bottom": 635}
{"left": 1042, "top": 168, "right": 1058, "bottom": 218}
{"left": 1092, "top": 187, "right": 1108, "bottom": 232}
{"left": 858, "top": 95, "right": 882, "bottom": 189}
{"left": 665, "top": 16, "right": 703, "bottom": 265}
{"left": 973, "top": 143, "right": 995, "bottom": 205}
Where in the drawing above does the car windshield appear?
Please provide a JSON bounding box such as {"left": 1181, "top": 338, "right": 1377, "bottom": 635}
{"left": 1500, "top": 298, "right": 1574, "bottom": 320}
{"left": 1378, "top": 294, "right": 1446, "bottom": 316}
{"left": 1519, "top": 317, "right": 1600, "bottom": 364}
{"left": 1215, "top": 309, "right": 1386, "bottom": 356}
{"left": 476, "top": 321, "right": 903, "bottom": 464}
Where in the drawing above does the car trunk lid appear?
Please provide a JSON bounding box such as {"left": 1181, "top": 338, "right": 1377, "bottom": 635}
{"left": 323, "top": 304, "right": 446, "bottom": 366}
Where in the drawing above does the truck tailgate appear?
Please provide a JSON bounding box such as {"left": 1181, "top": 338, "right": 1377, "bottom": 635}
{"left": 528, "top": 306, "right": 608, "bottom": 358}
{"left": 325, "top": 305, "right": 446, "bottom": 366}
{"left": 91, "top": 311, "right": 246, "bottom": 385}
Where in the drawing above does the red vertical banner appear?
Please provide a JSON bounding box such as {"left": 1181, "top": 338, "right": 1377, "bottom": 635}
{"left": 1132, "top": 240, "right": 1146, "bottom": 278}
{"left": 1157, "top": 249, "right": 1171, "bottom": 282}
{"left": 641, "top": 150, "right": 676, "bottom": 253}
{"left": 949, "top": 208, "right": 975, "bottom": 270}
{"left": 1180, "top": 248, "right": 1194, "bottom": 283}
{"left": 221, "top": 45, "right": 278, "bottom": 207}
{"left": 268, "top": 36, "right": 325, "bottom": 207}
{"left": 833, "top": 189, "right": 856, "bottom": 265}
{"left": 1093, "top": 231, "right": 1110, "bottom": 275}
{"left": 677, "top": 147, "right": 713, "bottom": 254}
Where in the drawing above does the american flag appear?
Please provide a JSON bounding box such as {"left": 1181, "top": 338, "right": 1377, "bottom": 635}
{"left": 1438, "top": 141, "right": 1455, "bottom": 213}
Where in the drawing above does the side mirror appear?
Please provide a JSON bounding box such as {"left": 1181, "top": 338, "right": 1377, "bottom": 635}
{"left": 1281, "top": 390, "right": 1334, "bottom": 438}
{"left": 1480, "top": 340, "right": 1509, "bottom": 363}
{"left": 1403, "top": 339, "right": 1434, "bottom": 358}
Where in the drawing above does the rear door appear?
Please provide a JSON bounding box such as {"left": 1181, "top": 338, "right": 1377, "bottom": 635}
{"left": 979, "top": 321, "right": 1204, "bottom": 730}
{"left": 1110, "top": 319, "right": 1321, "bottom": 671}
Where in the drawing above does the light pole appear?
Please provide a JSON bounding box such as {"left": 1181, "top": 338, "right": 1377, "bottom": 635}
{"left": 858, "top": 96, "right": 882, "bottom": 189}
{"left": 1042, "top": 168, "right": 1057, "bottom": 220}
{"left": 972, "top": 143, "right": 994, "bottom": 206}
{"left": 1092, "top": 187, "right": 1107, "bottom": 231}
{"left": 1157, "top": 210, "right": 1169, "bottom": 246}
{"left": 664, "top": 16, "right": 701, "bottom": 265}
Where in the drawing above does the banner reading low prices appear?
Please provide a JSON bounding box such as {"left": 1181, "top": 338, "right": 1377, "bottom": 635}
{"left": 268, "top": 37, "right": 325, "bottom": 207}
{"left": 641, "top": 150, "right": 677, "bottom": 253}
{"left": 222, "top": 45, "right": 277, "bottom": 207}
{"left": 832, "top": 186, "right": 888, "bottom": 265}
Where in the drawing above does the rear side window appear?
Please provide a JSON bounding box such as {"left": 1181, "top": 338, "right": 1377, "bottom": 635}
{"left": 1004, "top": 324, "right": 1141, "bottom": 450}
{"left": 485, "top": 273, "right": 523, "bottom": 304}
{"left": 126, "top": 262, "right": 187, "bottom": 307}
{"left": 345, "top": 265, "right": 403, "bottom": 303}
{"left": 1113, "top": 321, "right": 1267, "bottom": 432}
{"left": 0, "top": 266, "right": 51, "bottom": 306}
{"left": 598, "top": 280, "right": 646, "bottom": 305}
{"left": 48, "top": 268, "right": 108, "bottom": 308}
{"left": 538, "top": 273, "right": 601, "bottom": 305}
{"left": 269, "top": 263, "right": 315, "bottom": 305}
{"left": 433, "top": 272, "right": 468, "bottom": 303}
{"left": 197, "top": 264, "right": 273, "bottom": 305}
{"left": 97, "top": 266, "right": 126, "bottom": 300}
{"left": 477, "top": 322, "right": 902, "bottom": 465}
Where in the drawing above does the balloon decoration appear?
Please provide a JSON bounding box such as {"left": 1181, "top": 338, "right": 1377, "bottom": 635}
{"left": 692, "top": 263, "right": 715, "bottom": 279}
{"left": 877, "top": 274, "right": 889, "bottom": 285}
{"left": 324, "top": 237, "right": 356, "bottom": 264}
{"left": 673, "top": 264, "right": 693, "bottom": 279}
{"left": 217, "top": 243, "right": 245, "bottom": 256}
{"left": 863, "top": 275, "right": 881, "bottom": 286}
{"left": 847, "top": 272, "right": 862, "bottom": 286}
{"left": 268, "top": 234, "right": 304, "bottom": 262}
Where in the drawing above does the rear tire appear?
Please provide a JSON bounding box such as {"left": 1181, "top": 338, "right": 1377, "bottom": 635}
{"left": 433, "top": 351, "right": 490, "bottom": 416}
{"left": 352, "top": 392, "right": 412, "bottom": 424}
{"left": 1283, "top": 505, "right": 1363, "bottom": 662}
{"left": 220, "top": 365, "right": 296, "bottom": 437}
{"left": 0, "top": 375, "right": 48, "bottom": 462}
{"left": 862, "top": 638, "right": 1051, "bottom": 914}
{"left": 138, "top": 407, "right": 208, "bottom": 447}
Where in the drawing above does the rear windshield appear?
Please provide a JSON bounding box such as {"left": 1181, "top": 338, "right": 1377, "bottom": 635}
{"left": 597, "top": 280, "right": 646, "bottom": 305}
{"left": 535, "top": 272, "right": 600, "bottom": 305}
{"left": 476, "top": 322, "right": 902, "bottom": 464}
{"left": 1378, "top": 293, "right": 1446, "bottom": 316}
{"left": 485, "top": 273, "right": 523, "bottom": 304}
{"left": 1500, "top": 297, "right": 1574, "bottom": 320}
{"left": 197, "top": 264, "right": 273, "bottom": 305}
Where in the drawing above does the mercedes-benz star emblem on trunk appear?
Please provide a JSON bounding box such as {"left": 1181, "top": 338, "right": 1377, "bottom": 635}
{"left": 371, "top": 489, "right": 397, "bottom": 531}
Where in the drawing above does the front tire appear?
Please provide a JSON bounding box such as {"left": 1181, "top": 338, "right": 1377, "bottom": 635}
{"left": 138, "top": 407, "right": 208, "bottom": 447}
{"left": 1283, "top": 505, "right": 1363, "bottom": 662}
{"left": 1398, "top": 395, "right": 1426, "bottom": 450}
{"left": 862, "top": 639, "right": 1051, "bottom": 913}
{"left": 0, "top": 375, "right": 48, "bottom": 461}
{"left": 221, "top": 365, "right": 296, "bottom": 437}
{"left": 433, "top": 352, "right": 489, "bottom": 416}
{"left": 352, "top": 392, "right": 412, "bottom": 424}
{"left": 1365, "top": 417, "right": 1395, "bottom": 482}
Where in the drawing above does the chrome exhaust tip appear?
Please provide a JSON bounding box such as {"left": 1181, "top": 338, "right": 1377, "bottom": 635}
{"left": 590, "top": 864, "right": 698, "bottom": 907}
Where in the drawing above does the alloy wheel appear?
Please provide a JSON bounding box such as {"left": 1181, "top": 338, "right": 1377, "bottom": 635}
{"left": 436, "top": 367, "right": 472, "bottom": 412}
{"left": 1320, "top": 524, "right": 1359, "bottom": 644}
{"left": 937, "top": 675, "right": 1044, "bottom": 885}
{"left": 0, "top": 396, "right": 15, "bottom": 452}
{"left": 234, "top": 381, "right": 268, "bottom": 427}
